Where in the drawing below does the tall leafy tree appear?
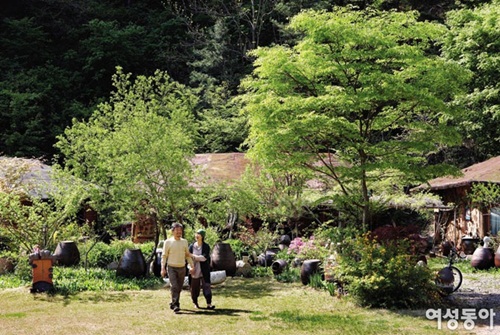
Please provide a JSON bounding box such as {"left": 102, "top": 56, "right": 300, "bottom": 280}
{"left": 442, "top": 0, "right": 500, "bottom": 163}
{"left": 56, "top": 67, "right": 199, "bottom": 240}
{"left": 241, "top": 8, "right": 470, "bottom": 230}
{"left": 0, "top": 157, "right": 87, "bottom": 252}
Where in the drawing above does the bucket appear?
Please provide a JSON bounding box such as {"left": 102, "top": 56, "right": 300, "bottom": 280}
{"left": 117, "top": 248, "right": 147, "bottom": 278}
{"left": 211, "top": 243, "right": 237, "bottom": 276}
{"left": 53, "top": 241, "right": 80, "bottom": 266}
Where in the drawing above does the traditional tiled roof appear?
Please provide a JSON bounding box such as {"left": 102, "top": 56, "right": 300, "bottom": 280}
{"left": 0, "top": 156, "right": 52, "bottom": 198}
{"left": 420, "top": 156, "right": 500, "bottom": 191}
{"left": 191, "top": 153, "right": 251, "bottom": 185}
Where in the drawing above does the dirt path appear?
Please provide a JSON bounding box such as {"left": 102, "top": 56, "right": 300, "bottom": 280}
{"left": 443, "top": 272, "right": 500, "bottom": 334}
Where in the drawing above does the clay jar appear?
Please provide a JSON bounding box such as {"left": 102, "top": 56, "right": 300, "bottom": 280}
{"left": 53, "top": 241, "right": 80, "bottom": 266}
{"left": 300, "top": 259, "right": 321, "bottom": 285}
{"left": 471, "top": 247, "right": 494, "bottom": 270}
{"left": 211, "top": 242, "right": 237, "bottom": 276}
{"left": 271, "top": 259, "right": 287, "bottom": 275}
{"left": 494, "top": 246, "right": 500, "bottom": 268}
{"left": 117, "top": 248, "right": 147, "bottom": 278}
{"left": 461, "top": 237, "right": 480, "bottom": 255}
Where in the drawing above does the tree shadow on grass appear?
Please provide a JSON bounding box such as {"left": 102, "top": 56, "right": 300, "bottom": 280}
{"left": 32, "top": 291, "right": 132, "bottom": 306}
{"left": 212, "top": 277, "right": 281, "bottom": 299}
{"left": 175, "top": 307, "right": 252, "bottom": 317}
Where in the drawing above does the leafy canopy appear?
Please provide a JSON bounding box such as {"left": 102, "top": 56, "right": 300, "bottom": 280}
{"left": 241, "top": 8, "right": 470, "bottom": 228}
{"left": 442, "top": 0, "right": 500, "bottom": 161}
{"left": 56, "top": 67, "right": 199, "bottom": 231}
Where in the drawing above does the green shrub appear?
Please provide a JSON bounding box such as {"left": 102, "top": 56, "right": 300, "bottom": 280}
{"left": 336, "top": 234, "right": 440, "bottom": 309}
{"left": 307, "top": 272, "right": 324, "bottom": 290}
{"left": 224, "top": 238, "right": 248, "bottom": 260}
{"left": 252, "top": 266, "right": 272, "bottom": 278}
{"left": 51, "top": 267, "right": 162, "bottom": 295}
{"left": 82, "top": 239, "right": 142, "bottom": 268}
{"left": 275, "top": 266, "right": 300, "bottom": 283}
{"left": 314, "top": 224, "right": 360, "bottom": 248}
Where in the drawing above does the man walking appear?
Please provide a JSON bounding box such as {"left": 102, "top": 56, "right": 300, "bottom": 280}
{"left": 161, "top": 222, "right": 194, "bottom": 313}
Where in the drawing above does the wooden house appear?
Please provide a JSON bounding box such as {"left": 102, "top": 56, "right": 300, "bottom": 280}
{"left": 417, "top": 156, "right": 500, "bottom": 251}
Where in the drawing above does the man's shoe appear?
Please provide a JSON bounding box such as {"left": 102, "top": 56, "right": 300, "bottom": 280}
{"left": 169, "top": 303, "right": 175, "bottom": 310}
{"left": 174, "top": 306, "right": 180, "bottom": 313}
{"left": 207, "top": 305, "right": 215, "bottom": 310}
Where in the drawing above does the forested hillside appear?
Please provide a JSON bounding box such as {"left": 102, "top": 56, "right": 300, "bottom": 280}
{"left": 1, "top": 0, "right": 498, "bottom": 165}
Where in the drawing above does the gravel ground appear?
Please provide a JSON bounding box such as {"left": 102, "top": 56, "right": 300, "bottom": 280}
{"left": 440, "top": 271, "right": 500, "bottom": 334}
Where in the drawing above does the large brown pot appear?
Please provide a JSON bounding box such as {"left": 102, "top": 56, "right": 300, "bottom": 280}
{"left": 257, "top": 248, "right": 280, "bottom": 267}
{"left": 271, "top": 259, "right": 287, "bottom": 275}
{"left": 211, "top": 243, "right": 237, "bottom": 276}
{"left": 471, "top": 247, "right": 494, "bottom": 270}
{"left": 461, "top": 237, "right": 480, "bottom": 255}
{"left": 53, "top": 241, "right": 80, "bottom": 266}
{"left": 117, "top": 248, "right": 147, "bottom": 278}
{"left": 494, "top": 246, "right": 500, "bottom": 268}
{"left": 300, "top": 259, "right": 321, "bottom": 285}
{"left": 441, "top": 241, "right": 453, "bottom": 257}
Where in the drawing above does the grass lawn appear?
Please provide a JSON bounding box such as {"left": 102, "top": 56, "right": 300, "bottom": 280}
{"left": 0, "top": 276, "right": 467, "bottom": 335}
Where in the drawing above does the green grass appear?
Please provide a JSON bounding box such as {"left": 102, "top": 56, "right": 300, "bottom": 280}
{"left": 0, "top": 276, "right": 466, "bottom": 335}
{"left": 427, "top": 254, "right": 500, "bottom": 275}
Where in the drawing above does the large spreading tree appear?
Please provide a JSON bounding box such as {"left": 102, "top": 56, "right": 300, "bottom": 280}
{"left": 56, "top": 67, "right": 199, "bottom": 241}
{"left": 240, "top": 8, "right": 471, "bottom": 230}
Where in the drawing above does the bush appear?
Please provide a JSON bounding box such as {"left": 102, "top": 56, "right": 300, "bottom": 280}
{"left": 224, "top": 238, "right": 248, "bottom": 260}
{"left": 53, "top": 267, "right": 162, "bottom": 295}
{"left": 275, "top": 266, "right": 300, "bottom": 283}
{"left": 82, "top": 239, "right": 154, "bottom": 268}
{"left": 287, "top": 236, "right": 329, "bottom": 261}
{"left": 336, "top": 234, "right": 440, "bottom": 309}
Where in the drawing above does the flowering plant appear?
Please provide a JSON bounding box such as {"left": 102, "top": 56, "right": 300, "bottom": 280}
{"left": 287, "top": 236, "right": 328, "bottom": 260}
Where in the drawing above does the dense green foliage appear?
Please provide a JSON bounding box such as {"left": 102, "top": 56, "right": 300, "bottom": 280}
{"left": 441, "top": 0, "right": 500, "bottom": 164}
{"left": 241, "top": 8, "right": 470, "bottom": 229}
{"left": 3, "top": 0, "right": 500, "bottom": 309}
{"left": 0, "top": 0, "right": 496, "bottom": 161}
{"left": 56, "top": 68, "right": 199, "bottom": 234}
{"left": 336, "top": 235, "right": 440, "bottom": 308}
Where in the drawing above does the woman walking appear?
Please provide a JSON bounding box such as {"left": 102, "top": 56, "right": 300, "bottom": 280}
{"left": 189, "top": 229, "right": 215, "bottom": 309}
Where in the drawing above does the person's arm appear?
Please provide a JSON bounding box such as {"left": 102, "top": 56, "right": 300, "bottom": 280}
{"left": 185, "top": 242, "right": 194, "bottom": 268}
{"left": 160, "top": 240, "right": 169, "bottom": 276}
{"left": 192, "top": 254, "right": 207, "bottom": 262}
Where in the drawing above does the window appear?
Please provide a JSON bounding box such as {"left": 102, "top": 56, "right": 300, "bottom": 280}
{"left": 491, "top": 207, "right": 500, "bottom": 236}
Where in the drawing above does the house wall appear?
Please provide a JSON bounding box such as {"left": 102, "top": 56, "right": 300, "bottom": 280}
{"left": 433, "top": 185, "right": 488, "bottom": 251}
